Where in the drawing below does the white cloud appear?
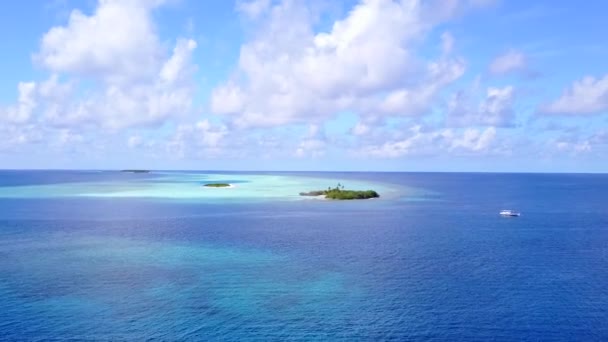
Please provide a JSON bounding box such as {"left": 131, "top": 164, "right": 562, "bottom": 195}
{"left": 2, "top": 0, "right": 199, "bottom": 131}
{"left": 447, "top": 85, "right": 515, "bottom": 127}
{"left": 0, "top": 82, "right": 37, "bottom": 124}
{"left": 534, "top": 127, "right": 608, "bottom": 158}
{"left": 35, "top": 0, "right": 165, "bottom": 84}
{"left": 211, "top": 0, "right": 472, "bottom": 128}
{"left": 195, "top": 120, "right": 228, "bottom": 148}
{"left": 2, "top": 0, "right": 531, "bottom": 165}
{"left": 57, "top": 129, "right": 83, "bottom": 144}
{"left": 210, "top": 81, "right": 245, "bottom": 115}
{"left": 160, "top": 39, "right": 198, "bottom": 85}
{"left": 489, "top": 50, "right": 527, "bottom": 75}
{"left": 441, "top": 31, "right": 455, "bottom": 54}
{"left": 351, "top": 122, "right": 371, "bottom": 136}
{"left": 166, "top": 120, "right": 229, "bottom": 158}
{"left": 450, "top": 126, "right": 496, "bottom": 152}
{"left": 237, "top": 0, "right": 271, "bottom": 19}
{"left": 0, "top": 124, "right": 44, "bottom": 151}
{"left": 358, "top": 125, "right": 451, "bottom": 158}
{"left": 375, "top": 57, "right": 465, "bottom": 116}
{"left": 478, "top": 86, "right": 515, "bottom": 125}
{"left": 540, "top": 74, "right": 608, "bottom": 115}
{"left": 295, "top": 124, "right": 327, "bottom": 158}
{"left": 127, "top": 135, "right": 143, "bottom": 149}
{"left": 358, "top": 125, "right": 498, "bottom": 158}
{"left": 555, "top": 140, "right": 591, "bottom": 154}
{"left": 590, "top": 129, "right": 608, "bottom": 145}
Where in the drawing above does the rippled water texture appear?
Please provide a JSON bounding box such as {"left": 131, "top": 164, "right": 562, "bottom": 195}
{"left": 0, "top": 171, "right": 607, "bottom": 340}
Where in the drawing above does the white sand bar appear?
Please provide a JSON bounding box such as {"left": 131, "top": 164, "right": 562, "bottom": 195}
{"left": 0, "top": 172, "right": 399, "bottom": 201}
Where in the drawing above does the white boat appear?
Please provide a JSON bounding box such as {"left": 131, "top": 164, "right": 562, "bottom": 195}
{"left": 500, "top": 209, "right": 520, "bottom": 217}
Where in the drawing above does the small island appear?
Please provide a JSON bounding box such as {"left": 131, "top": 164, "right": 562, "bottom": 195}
{"left": 121, "top": 169, "right": 150, "bottom": 173}
{"left": 204, "top": 183, "right": 232, "bottom": 188}
{"left": 300, "top": 183, "right": 379, "bottom": 200}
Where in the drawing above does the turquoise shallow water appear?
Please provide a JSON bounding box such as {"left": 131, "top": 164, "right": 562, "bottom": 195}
{"left": 0, "top": 171, "right": 607, "bottom": 340}
{"left": 0, "top": 171, "right": 398, "bottom": 201}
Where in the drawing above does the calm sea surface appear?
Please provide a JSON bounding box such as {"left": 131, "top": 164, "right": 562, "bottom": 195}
{"left": 0, "top": 171, "right": 607, "bottom": 340}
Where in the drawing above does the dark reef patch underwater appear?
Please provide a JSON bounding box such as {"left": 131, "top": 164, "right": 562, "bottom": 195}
{"left": 0, "top": 171, "right": 607, "bottom": 340}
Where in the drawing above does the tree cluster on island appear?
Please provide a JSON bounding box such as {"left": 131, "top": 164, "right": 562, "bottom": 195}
{"left": 120, "top": 169, "right": 150, "bottom": 173}
{"left": 204, "top": 183, "right": 231, "bottom": 187}
{"left": 300, "top": 183, "right": 379, "bottom": 200}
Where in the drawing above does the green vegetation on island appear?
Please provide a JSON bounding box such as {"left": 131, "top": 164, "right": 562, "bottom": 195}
{"left": 300, "top": 183, "right": 380, "bottom": 200}
{"left": 299, "top": 190, "right": 327, "bottom": 196}
{"left": 121, "top": 169, "right": 150, "bottom": 173}
{"left": 325, "top": 189, "right": 380, "bottom": 200}
{"left": 204, "top": 183, "right": 232, "bottom": 188}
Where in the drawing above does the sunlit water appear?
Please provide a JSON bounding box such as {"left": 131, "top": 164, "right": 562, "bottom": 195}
{"left": 0, "top": 171, "right": 607, "bottom": 340}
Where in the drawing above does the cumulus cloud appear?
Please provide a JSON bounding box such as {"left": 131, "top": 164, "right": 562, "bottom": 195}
{"left": 0, "top": 82, "right": 37, "bottom": 124}
{"left": 0, "top": 124, "right": 45, "bottom": 151}
{"left": 554, "top": 140, "right": 591, "bottom": 154}
{"left": 237, "top": 0, "right": 271, "bottom": 19}
{"left": 211, "top": 0, "right": 474, "bottom": 128}
{"left": 57, "top": 129, "right": 84, "bottom": 146}
{"left": 358, "top": 125, "right": 451, "bottom": 158}
{"left": 540, "top": 74, "right": 608, "bottom": 115}
{"left": 450, "top": 126, "right": 496, "bottom": 152}
{"left": 447, "top": 85, "right": 516, "bottom": 127}
{"left": 488, "top": 49, "right": 527, "bottom": 75}
{"left": 1, "top": 0, "right": 539, "bottom": 165}
{"left": 373, "top": 57, "right": 466, "bottom": 116}
{"left": 545, "top": 127, "right": 608, "bottom": 157}
{"left": 35, "top": 0, "right": 165, "bottom": 84}
{"left": 160, "top": 39, "right": 198, "bottom": 85}
{"left": 166, "top": 120, "right": 229, "bottom": 158}
{"left": 3, "top": 0, "right": 198, "bottom": 131}
{"left": 357, "top": 125, "right": 499, "bottom": 158}
{"left": 295, "top": 124, "right": 327, "bottom": 158}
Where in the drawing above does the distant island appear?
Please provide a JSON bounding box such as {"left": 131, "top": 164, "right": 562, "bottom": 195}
{"left": 204, "top": 183, "right": 232, "bottom": 188}
{"left": 121, "top": 169, "right": 150, "bottom": 173}
{"left": 300, "top": 184, "right": 379, "bottom": 200}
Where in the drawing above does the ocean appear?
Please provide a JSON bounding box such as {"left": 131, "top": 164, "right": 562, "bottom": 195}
{"left": 0, "top": 171, "right": 607, "bottom": 340}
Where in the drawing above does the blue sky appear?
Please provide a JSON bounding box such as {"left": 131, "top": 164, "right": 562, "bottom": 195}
{"left": 1, "top": 0, "right": 607, "bottom": 172}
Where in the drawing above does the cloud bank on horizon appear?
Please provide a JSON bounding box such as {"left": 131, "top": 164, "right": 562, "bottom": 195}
{"left": 0, "top": 0, "right": 607, "bottom": 171}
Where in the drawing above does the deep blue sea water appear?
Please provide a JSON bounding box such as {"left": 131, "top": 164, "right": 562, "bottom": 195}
{"left": 1, "top": 171, "right": 607, "bottom": 341}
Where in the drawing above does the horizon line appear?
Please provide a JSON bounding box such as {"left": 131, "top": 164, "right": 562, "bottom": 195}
{"left": 0, "top": 168, "right": 606, "bottom": 175}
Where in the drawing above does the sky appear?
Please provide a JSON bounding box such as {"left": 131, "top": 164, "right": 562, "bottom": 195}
{"left": 0, "top": 0, "right": 607, "bottom": 172}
